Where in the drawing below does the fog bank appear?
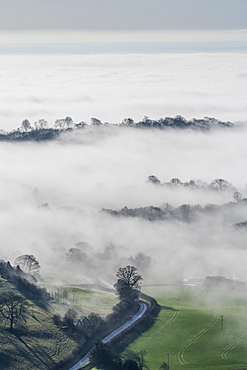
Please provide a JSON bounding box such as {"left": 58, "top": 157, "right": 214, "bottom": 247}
{"left": 1, "top": 125, "right": 247, "bottom": 284}
{"left": 0, "top": 53, "right": 247, "bottom": 130}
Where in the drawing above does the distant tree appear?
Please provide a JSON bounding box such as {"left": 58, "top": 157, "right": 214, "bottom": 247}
{"left": 147, "top": 175, "right": 161, "bottom": 184}
{"left": 34, "top": 119, "right": 48, "bottom": 130}
{"left": 130, "top": 253, "right": 151, "bottom": 271}
{"left": 63, "top": 308, "right": 77, "bottom": 329}
{"left": 64, "top": 116, "right": 74, "bottom": 128}
{"left": 82, "top": 312, "right": 105, "bottom": 336}
{"left": 21, "top": 119, "right": 32, "bottom": 132}
{"left": 0, "top": 290, "right": 28, "bottom": 330}
{"left": 122, "top": 118, "right": 135, "bottom": 126}
{"left": 54, "top": 118, "right": 65, "bottom": 129}
{"left": 75, "top": 241, "right": 92, "bottom": 252}
{"left": 170, "top": 178, "right": 182, "bottom": 186}
{"left": 91, "top": 117, "right": 102, "bottom": 125}
{"left": 233, "top": 191, "right": 243, "bottom": 202}
{"left": 183, "top": 179, "right": 196, "bottom": 188}
{"left": 14, "top": 254, "right": 40, "bottom": 278}
{"left": 52, "top": 313, "right": 62, "bottom": 326}
{"left": 141, "top": 116, "right": 153, "bottom": 126}
{"left": 75, "top": 121, "right": 87, "bottom": 129}
{"left": 55, "top": 116, "right": 73, "bottom": 130}
{"left": 209, "top": 178, "right": 234, "bottom": 191}
{"left": 173, "top": 115, "right": 187, "bottom": 127}
{"left": 161, "top": 202, "right": 173, "bottom": 211}
{"left": 114, "top": 266, "right": 142, "bottom": 301}
{"left": 66, "top": 248, "right": 86, "bottom": 264}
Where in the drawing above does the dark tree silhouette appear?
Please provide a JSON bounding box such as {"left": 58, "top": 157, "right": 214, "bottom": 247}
{"left": 114, "top": 266, "right": 142, "bottom": 301}
{"left": 89, "top": 341, "right": 119, "bottom": 370}
{"left": 63, "top": 308, "right": 77, "bottom": 329}
{"left": 20, "top": 119, "right": 32, "bottom": 132}
{"left": 122, "top": 359, "right": 139, "bottom": 370}
{"left": 0, "top": 290, "right": 28, "bottom": 329}
{"left": 147, "top": 175, "right": 161, "bottom": 184}
{"left": 82, "top": 312, "right": 105, "bottom": 336}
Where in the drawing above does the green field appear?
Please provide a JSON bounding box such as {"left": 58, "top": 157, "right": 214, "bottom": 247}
{"left": 0, "top": 280, "right": 117, "bottom": 370}
{"left": 119, "top": 286, "right": 247, "bottom": 370}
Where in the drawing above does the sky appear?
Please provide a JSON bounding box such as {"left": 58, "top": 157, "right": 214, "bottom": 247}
{"left": 0, "top": 0, "right": 247, "bottom": 31}
{"left": 0, "top": 0, "right": 247, "bottom": 43}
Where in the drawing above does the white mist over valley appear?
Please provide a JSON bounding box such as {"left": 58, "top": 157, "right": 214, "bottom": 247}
{"left": 0, "top": 53, "right": 247, "bottom": 130}
{"left": 1, "top": 122, "right": 247, "bottom": 285}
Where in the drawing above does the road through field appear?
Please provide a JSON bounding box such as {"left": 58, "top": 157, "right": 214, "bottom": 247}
{"left": 68, "top": 301, "right": 148, "bottom": 370}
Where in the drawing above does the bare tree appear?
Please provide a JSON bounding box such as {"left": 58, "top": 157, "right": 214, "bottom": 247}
{"left": 116, "top": 266, "right": 142, "bottom": 290}
{"left": 20, "top": 119, "right": 32, "bottom": 132}
{"left": 14, "top": 254, "right": 40, "bottom": 278}
{"left": 114, "top": 266, "right": 142, "bottom": 301}
{"left": 34, "top": 119, "right": 48, "bottom": 130}
{"left": 0, "top": 290, "right": 28, "bottom": 330}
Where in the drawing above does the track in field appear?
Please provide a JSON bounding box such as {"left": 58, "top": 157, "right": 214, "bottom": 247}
{"left": 221, "top": 333, "right": 247, "bottom": 360}
{"left": 178, "top": 308, "right": 219, "bottom": 365}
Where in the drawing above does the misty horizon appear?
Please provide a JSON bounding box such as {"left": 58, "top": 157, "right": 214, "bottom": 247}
{"left": 1, "top": 41, "right": 247, "bottom": 56}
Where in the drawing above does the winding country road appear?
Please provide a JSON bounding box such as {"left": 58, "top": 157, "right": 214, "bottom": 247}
{"left": 68, "top": 301, "right": 148, "bottom": 370}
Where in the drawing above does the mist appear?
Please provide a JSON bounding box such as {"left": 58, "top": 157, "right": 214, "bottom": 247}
{"left": 1, "top": 124, "right": 247, "bottom": 286}
{"left": 1, "top": 53, "right": 247, "bottom": 131}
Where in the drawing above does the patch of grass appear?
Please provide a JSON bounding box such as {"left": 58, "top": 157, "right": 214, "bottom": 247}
{"left": 0, "top": 301, "right": 78, "bottom": 369}
{"left": 119, "top": 286, "right": 247, "bottom": 370}
{"left": 45, "top": 285, "right": 118, "bottom": 317}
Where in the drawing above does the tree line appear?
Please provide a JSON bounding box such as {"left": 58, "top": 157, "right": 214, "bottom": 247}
{"left": 0, "top": 115, "right": 234, "bottom": 142}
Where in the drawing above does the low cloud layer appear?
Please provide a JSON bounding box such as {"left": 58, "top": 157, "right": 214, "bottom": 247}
{"left": 0, "top": 53, "right": 247, "bottom": 131}
{"left": 1, "top": 125, "right": 247, "bottom": 285}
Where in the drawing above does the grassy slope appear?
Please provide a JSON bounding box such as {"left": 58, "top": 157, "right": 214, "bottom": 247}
{"left": 0, "top": 280, "right": 117, "bottom": 370}
{"left": 46, "top": 286, "right": 118, "bottom": 318}
{"left": 119, "top": 286, "right": 247, "bottom": 370}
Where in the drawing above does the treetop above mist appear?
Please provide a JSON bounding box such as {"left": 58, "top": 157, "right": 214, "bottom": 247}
{"left": 102, "top": 176, "right": 247, "bottom": 223}
{"left": 0, "top": 115, "right": 234, "bottom": 142}
{"left": 147, "top": 176, "right": 239, "bottom": 193}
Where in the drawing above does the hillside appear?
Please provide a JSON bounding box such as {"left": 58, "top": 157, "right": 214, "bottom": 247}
{"left": 0, "top": 276, "right": 118, "bottom": 370}
{"left": 117, "top": 286, "right": 247, "bottom": 370}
